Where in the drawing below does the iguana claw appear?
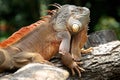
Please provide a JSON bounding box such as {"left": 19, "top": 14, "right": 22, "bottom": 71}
{"left": 70, "top": 61, "right": 85, "bottom": 77}
{"left": 61, "top": 53, "right": 85, "bottom": 77}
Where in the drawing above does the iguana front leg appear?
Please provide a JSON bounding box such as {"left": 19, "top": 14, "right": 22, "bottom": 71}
{"left": 57, "top": 31, "right": 85, "bottom": 77}
{"left": 69, "top": 26, "right": 92, "bottom": 76}
{"left": 58, "top": 26, "right": 92, "bottom": 77}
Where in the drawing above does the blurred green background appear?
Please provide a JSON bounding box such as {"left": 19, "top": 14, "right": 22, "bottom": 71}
{"left": 0, "top": 0, "right": 120, "bottom": 41}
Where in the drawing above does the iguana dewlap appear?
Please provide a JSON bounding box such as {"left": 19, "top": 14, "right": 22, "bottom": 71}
{"left": 0, "top": 3, "right": 92, "bottom": 77}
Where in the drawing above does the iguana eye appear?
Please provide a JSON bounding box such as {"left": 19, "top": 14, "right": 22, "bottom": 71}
{"left": 77, "top": 7, "right": 82, "bottom": 10}
{"left": 77, "top": 7, "right": 84, "bottom": 14}
{"left": 79, "top": 8, "right": 82, "bottom": 11}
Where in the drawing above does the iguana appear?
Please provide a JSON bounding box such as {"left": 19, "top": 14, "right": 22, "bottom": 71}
{"left": 0, "top": 3, "right": 92, "bottom": 77}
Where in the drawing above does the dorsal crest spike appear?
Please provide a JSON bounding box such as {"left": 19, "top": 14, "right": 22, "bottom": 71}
{"left": 49, "top": 3, "right": 62, "bottom": 9}
{"left": 45, "top": 10, "right": 57, "bottom": 15}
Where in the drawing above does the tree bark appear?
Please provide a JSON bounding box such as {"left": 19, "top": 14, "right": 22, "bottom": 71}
{"left": 85, "top": 30, "right": 117, "bottom": 48}
{"left": 80, "top": 40, "right": 120, "bottom": 80}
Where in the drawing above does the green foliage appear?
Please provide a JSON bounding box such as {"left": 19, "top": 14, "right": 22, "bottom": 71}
{"left": 94, "top": 16, "right": 120, "bottom": 39}
{"left": 0, "top": 33, "right": 9, "bottom": 41}
{"left": 39, "top": 0, "right": 48, "bottom": 16}
{"left": 0, "top": 0, "right": 40, "bottom": 28}
{"left": 0, "top": 0, "right": 40, "bottom": 41}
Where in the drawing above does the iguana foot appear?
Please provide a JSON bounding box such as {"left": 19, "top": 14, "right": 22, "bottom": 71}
{"left": 81, "top": 47, "right": 93, "bottom": 54}
{"left": 61, "top": 53, "right": 85, "bottom": 77}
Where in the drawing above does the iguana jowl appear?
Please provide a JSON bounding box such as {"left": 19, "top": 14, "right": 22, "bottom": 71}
{"left": 0, "top": 4, "right": 92, "bottom": 77}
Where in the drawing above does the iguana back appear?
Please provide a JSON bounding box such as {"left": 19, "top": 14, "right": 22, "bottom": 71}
{"left": 0, "top": 19, "right": 46, "bottom": 48}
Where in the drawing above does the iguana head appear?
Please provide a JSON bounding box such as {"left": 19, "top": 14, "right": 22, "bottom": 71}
{"left": 51, "top": 4, "right": 90, "bottom": 33}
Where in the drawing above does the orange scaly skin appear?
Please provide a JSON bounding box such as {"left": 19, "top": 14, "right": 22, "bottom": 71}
{"left": 0, "top": 4, "right": 92, "bottom": 77}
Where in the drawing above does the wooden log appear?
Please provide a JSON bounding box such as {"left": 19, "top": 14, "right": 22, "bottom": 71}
{"left": 80, "top": 40, "right": 120, "bottom": 80}
{"left": 85, "top": 30, "right": 117, "bottom": 48}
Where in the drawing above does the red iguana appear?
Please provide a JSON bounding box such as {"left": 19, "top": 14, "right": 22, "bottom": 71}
{"left": 0, "top": 3, "right": 92, "bottom": 77}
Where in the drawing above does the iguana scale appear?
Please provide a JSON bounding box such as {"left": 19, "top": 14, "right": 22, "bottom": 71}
{"left": 0, "top": 3, "right": 92, "bottom": 77}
